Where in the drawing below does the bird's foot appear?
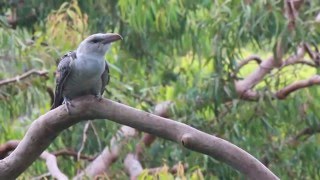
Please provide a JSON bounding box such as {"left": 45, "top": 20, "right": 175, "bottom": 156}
{"left": 63, "top": 98, "right": 72, "bottom": 115}
{"left": 95, "top": 94, "right": 103, "bottom": 102}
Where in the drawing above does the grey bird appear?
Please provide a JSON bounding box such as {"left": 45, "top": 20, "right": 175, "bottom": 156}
{"left": 51, "top": 33, "right": 122, "bottom": 112}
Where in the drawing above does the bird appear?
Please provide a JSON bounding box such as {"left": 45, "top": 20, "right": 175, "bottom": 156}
{"left": 51, "top": 33, "right": 122, "bottom": 113}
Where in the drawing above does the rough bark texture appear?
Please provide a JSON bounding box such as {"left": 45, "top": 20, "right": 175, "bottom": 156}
{"left": 0, "top": 96, "right": 278, "bottom": 180}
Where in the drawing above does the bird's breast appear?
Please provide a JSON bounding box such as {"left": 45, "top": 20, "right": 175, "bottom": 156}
{"left": 62, "top": 56, "right": 105, "bottom": 98}
{"left": 74, "top": 56, "right": 105, "bottom": 78}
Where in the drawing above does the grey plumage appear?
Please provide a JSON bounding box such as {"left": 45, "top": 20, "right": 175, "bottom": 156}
{"left": 51, "top": 33, "right": 122, "bottom": 111}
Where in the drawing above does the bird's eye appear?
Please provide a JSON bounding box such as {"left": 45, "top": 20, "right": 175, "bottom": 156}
{"left": 91, "top": 39, "right": 100, "bottom": 43}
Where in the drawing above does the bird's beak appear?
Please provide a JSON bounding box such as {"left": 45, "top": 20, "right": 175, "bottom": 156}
{"left": 102, "top": 33, "right": 123, "bottom": 44}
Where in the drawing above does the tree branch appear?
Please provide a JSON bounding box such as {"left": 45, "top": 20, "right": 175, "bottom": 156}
{"left": 275, "top": 75, "right": 320, "bottom": 99}
{"left": 135, "top": 101, "right": 172, "bottom": 159}
{"left": 74, "top": 125, "right": 137, "bottom": 178}
{"left": 235, "top": 75, "right": 320, "bottom": 101}
{"left": 0, "top": 140, "right": 67, "bottom": 179}
{"left": 0, "top": 140, "right": 19, "bottom": 159}
{"left": 76, "top": 101, "right": 172, "bottom": 178}
{"left": 40, "top": 151, "right": 68, "bottom": 180}
{"left": 125, "top": 101, "right": 173, "bottom": 179}
{"left": 235, "top": 56, "right": 276, "bottom": 97}
{"left": 237, "top": 55, "right": 262, "bottom": 70}
{"left": 124, "top": 153, "right": 143, "bottom": 180}
{"left": 0, "top": 96, "right": 278, "bottom": 180}
{"left": 53, "top": 149, "right": 96, "bottom": 161}
{"left": 235, "top": 45, "right": 308, "bottom": 100}
{"left": 0, "top": 69, "right": 48, "bottom": 87}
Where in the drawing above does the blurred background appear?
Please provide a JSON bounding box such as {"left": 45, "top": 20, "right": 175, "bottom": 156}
{"left": 1, "top": 0, "right": 320, "bottom": 179}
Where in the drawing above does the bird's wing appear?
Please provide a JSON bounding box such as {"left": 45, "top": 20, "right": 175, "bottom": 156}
{"left": 101, "top": 61, "right": 110, "bottom": 95}
{"left": 51, "top": 51, "right": 76, "bottom": 109}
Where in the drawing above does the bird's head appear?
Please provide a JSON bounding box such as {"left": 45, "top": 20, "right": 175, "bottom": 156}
{"left": 76, "top": 33, "right": 122, "bottom": 57}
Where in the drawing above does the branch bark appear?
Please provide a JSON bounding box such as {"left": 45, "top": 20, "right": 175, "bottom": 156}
{"left": 275, "top": 75, "right": 320, "bottom": 99}
{"left": 40, "top": 151, "right": 68, "bottom": 180}
{"left": 0, "top": 96, "right": 278, "bottom": 180}
{"left": 0, "top": 140, "right": 19, "bottom": 159}
{"left": 237, "top": 55, "right": 262, "bottom": 70}
{"left": 0, "top": 140, "right": 67, "bottom": 180}
{"left": 124, "top": 154, "right": 143, "bottom": 180}
{"left": 0, "top": 69, "right": 48, "bottom": 87}
{"left": 125, "top": 101, "right": 172, "bottom": 179}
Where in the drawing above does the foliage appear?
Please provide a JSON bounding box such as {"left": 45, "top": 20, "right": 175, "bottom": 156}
{"left": 1, "top": 0, "right": 320, "bottom": 179}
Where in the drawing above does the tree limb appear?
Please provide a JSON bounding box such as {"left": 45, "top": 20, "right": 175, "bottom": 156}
{"left": 281, "top": 59, "right": 316, "bottom": 68}
{"left": 237, "top": 55, "right": 262, "bottom": 70}
{"left": 0, "top": 140, "right": 19, "bottom": 159}
{"left": 275, "top": 75, "right": 320, "bottom": 99}
{"left": 124, "top": 153, "right": 143, "bottom": 180}
{"left": 40, "top": 151, "right": 68, "bottom": 180}
{"left": 235, "top": 75, "right": 320, "bottom": 101}
{"left": 125, "top": 101, "right": 173, "bottom": 179}
{"left": 235, "top": 45, "right": 307, "bottom": 100}
{"left": 0, "top": 96, "right": 279, "bottom": 180}
{"left": 74, "top": 125, "right": 137, "bottom": 178}
{"left": 0, "top": 69, "right": 48, "bottom": 87}
{"left": 135, "top": 101, "right": 172, "bottom": 159}
{"left": 76, "top": 101, "right": 172, "bottom": 178}
{"left": 0, "top": 140, "right": 67, "bottom": 180}
{"left": 235, "top": 56, "right": 276, "bottom": 97}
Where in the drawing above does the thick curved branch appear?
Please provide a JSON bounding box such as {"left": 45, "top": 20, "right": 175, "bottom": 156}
{"left": 275, "top": 75, "right": 320, "bottom": 99}
{"left": 237, "top": 55, "right": 262, "bottom": 70}
{"left": 236, "top": 45, "right": 307, "bottom": 100}
{"left": 77, "top": 101, "right": 172, "bottom": 178}
{"left": 236, "top": 56, "right": 276, "bottom": 97}
{"left": 235, "top": 75, "right": 320, "bottom": 101}
{"left": 281, "top": 59, "right": 316, "bottom": 68}
{"left": 0, "top": 69, "right": 48, "bottom": 87}
{"left": 0, "top": 96, "right": 278, "bottom": 180}
{"left": 0, "top": 140, "right": 67, "bottom": 179}
{"left": 135, "top": 101, "right": 172, "bottom": 159}
{"left": 125, "top": 101, "right": 173, "bottom": 179}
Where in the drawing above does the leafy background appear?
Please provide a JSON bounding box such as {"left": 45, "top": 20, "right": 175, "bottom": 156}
{"left": 1, "top": 0, "right": 320, "bottom": 179}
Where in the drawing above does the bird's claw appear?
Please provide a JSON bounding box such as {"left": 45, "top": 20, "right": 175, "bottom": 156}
{"left": 95, "top": 94, "right": 103, "bottom": 102}
{"left": 63, "top": 98, "right": 72, "bottom": 115}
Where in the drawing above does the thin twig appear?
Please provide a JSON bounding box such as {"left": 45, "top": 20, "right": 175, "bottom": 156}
{"left": 77, "top": 121, "right": 91, "bottom": 162}
{"left": 0, "top": 69, "right": 48, "bottom": 87}
{"left": 53, "top": 149, "right": 96, "bottom": 161}
{"left": 89, "top": 121, "right": 102, "bottom": 152}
